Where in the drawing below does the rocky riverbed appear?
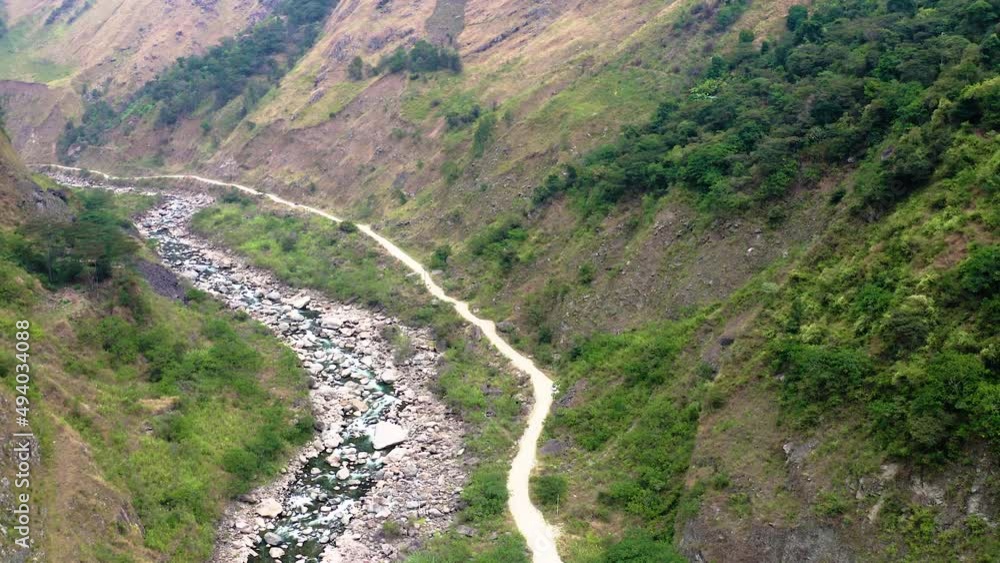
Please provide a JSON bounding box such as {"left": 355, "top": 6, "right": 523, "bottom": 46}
{"left": 57, "top": 176, "right": 468, "bottom": 562}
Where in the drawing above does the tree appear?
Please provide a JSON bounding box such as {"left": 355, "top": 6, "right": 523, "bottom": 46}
{"left": 786, "top": 5, "right": 808, "bottom": 31}
{"left": 347, "top": 56, "right": 364, "bottom": 80}
{"left": 430, "top": 244, "right": 451, "bottom": 270}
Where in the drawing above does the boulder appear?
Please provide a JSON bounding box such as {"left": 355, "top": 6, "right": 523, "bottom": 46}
{"left": 264, "top": 532, "right": 283, "bottom": 546}
{"left": 379, "top": 369, "right": 399, "bottom": 384}
{"left": 320, "top": 314, "right": 343, "bottom": 328}
{"left": 371, "top": 422, "right": 408, "bottom": 450}
{"left": 256, "top": 498, "right": 283, "bottom": 518}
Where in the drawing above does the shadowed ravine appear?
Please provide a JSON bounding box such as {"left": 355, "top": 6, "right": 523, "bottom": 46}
{"left": 43, "top": 164, "right": 563, "bottom": 563}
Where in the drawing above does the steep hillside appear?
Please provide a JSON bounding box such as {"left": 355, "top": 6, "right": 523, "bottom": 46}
{"left": 0, "top": 185, "right": 313, "bottom": 561}
{"left": 0, "top": 129, "right": 66, "bottom": 223}
{"left": 0, "top": 0, "right": 271, "bottom": 161}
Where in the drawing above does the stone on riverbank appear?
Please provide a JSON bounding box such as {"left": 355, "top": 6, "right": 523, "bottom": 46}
{"left": 371, "top": 422, "right": 408, "bottom": 450}
{"left": 256, "top": 498, "right": 283, "bottom": 518}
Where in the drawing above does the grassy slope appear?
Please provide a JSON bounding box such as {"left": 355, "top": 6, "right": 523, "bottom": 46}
{"left": 0, "top": 188, "right": 312, "bottom": 561}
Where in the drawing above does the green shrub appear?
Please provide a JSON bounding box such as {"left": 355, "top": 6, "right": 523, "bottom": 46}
{"left": 601, "top": 530, "right": 685, "bottom": 563}
{"left": 472, "top": 113, "right": 497, "bottom": 158}
{"left": 375, "top": 39, "right": 461, "bottom": 75}
{"left": 461, "top": 468, "right": 508, "bottom": 522}
{"left": 814, "top": 491, "right": 849, "bottom": 517}
{"left": 531, "top": 474, "right": 568, "bottom": 508}
{"left": 958, "top": 245, "right": 1000, "bottom": 297}
{"left": 221, "top": 448, "right": 259, "bottom": 483}
{"left": 430, "top": 244, "right": 452, "bottom": 270}
{"left": 877, "top": 295, "right": 936, "bottom": 357}
{"left": 773, "top": 342, "right": 872, "bottom": 415}
{"left": 347, "top": 56, "right": 365, "bottom": 80}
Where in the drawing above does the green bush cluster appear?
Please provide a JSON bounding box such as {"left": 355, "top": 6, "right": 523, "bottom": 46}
{"left": 465, "top": 216, "right": 528, "bottom": 276}
{"left": 445, "top": 104, "right": 482, "bottom": 130}
{"left": 375, "top": 39, "right": 461, "bottom": 75}
{"left": 472, "top": 113, "right": 497, "bottom": 158}
{"left": 406, "top": 533, "right": 528, "bottom": 563}
{"left": 531, "top": 474, "right": 568, "bottom": 508}
{"left": 1, "top": 190, "right": 136, "bottom": 286}
{"left": 460, "top": 467, "right": 509, "bottom": 522}
{"left": 533, "top": 0, "right": 1000, "bottom": 218}
{"left": 772, "top": 228, "right": 1000, "bottom": 463}
{"left": 551, "top": 320, "right": 699, "bottom": 548}
{"left": 601, "top": 530, "right": 685, "bottom": 563}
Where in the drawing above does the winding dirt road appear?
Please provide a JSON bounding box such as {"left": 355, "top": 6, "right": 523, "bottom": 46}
{"left": 44, "top": 164, "right": 563, "bottom": 563}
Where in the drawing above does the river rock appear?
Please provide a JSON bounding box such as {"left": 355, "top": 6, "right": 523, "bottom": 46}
{"left": 337, "top": 467, "right": 351, "bottom": 480}
{"left": 256, "top": 498, "right": 283, "bottom": 518}
{"left": 269, "top": 547, "right": 286, "bottom": 558}
{"left": 289, "top": 294, "right": 312, "bottom": 309}
{"left": 371, "top": 422, "right": 408, "bottom": 450}
{"left": 320, "top": 314, "right": 343, "bottom": 328}
{"left": 379, "top": 369, "right": 399, "bottom": 383}
{"left": 323, "top": 433, "right": 343, "bottom": 449}
{"left": 264, "top": 532, "right": 283, "bottom": 546}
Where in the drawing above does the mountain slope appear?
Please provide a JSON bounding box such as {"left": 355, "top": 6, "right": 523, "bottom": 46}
{"left": 0, "top": 129, "right": 66, "bottom": 223}
{"left": 0, "top": 0, "right": 272, "bottom": 161}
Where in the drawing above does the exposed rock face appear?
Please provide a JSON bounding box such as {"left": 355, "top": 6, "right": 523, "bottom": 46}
{"left": 54, "top": 174, "right": 469, "bottom": 562}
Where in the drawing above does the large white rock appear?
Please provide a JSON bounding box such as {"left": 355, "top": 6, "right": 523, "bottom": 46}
{"left": 256, "top": 498, "right": 283, "bottom": 518}
{"left": 371, "top": 422, "right": 408, "bottom": 450}
{"left": 320, "top": 314, "right": 343, "bottom": 328}
{"left": 322, "top": 432, "right": 343, "bottom": 449}
{"left": 289, "top": 294, "right": 311, "bottom": 309}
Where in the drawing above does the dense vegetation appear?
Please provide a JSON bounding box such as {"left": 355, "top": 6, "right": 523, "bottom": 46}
{"left": 771, "top": 202, "right": 999, "bottom": 463}
{"left": 0, "top": 190, "right": 312, "bottom": 559}
{"left": 58, "top": 0, "right": 339, "bottom": 158}
{"left": 532, "top": 0, "right": 1000, "bottom": 218}
{"left": 3, "top": 190, "right": 135, "bottom": 285}
{"left": 545, "top": 319, "right": 700, "bottom": 561}
{"left": 513, "top": 0, "right": 1000, "bottom": 560}
{"left": 375, "top": 39, "right": 462, "bottom": 76}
